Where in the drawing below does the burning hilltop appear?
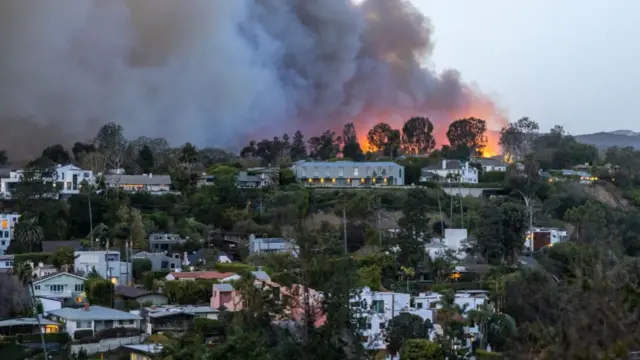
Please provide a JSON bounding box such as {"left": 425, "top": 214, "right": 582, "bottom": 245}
{"left": 0, "top": 0, "right": 505, "bottom": 158}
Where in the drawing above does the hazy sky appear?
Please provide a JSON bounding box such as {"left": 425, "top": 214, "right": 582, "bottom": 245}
{"left": 412, "top": 0, "right": 640, "bottom": 134}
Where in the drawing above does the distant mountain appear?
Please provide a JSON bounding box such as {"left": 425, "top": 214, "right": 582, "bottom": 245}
{"left": 574, "top": 130, "right": 640, "bottom": 150}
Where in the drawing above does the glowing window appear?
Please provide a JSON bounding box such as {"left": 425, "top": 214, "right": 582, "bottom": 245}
{"left": 1, "top": 220, "right": 6, "bottom": 230}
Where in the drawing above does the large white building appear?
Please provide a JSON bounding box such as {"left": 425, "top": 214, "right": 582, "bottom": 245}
{"left": 292, "top": 160, "right": 405, "bottom": 187}
{"left": 0, "top": 164, "right": 94, "bottom": 198}
{"left": 0, "top": 213, "right": 19, "bottom": 255}
{"left": 351, "top": 288, "right": 490, "bottom": 358}
{"left": 420, "top": 160, "right": 479, "bottom": 184}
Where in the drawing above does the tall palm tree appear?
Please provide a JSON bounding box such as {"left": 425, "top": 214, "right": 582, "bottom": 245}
{"left": 13, "top": 262, "right": 47, "bottom": 358}
{"left": 14, "top": 217, "right": 44, "bottom": 253}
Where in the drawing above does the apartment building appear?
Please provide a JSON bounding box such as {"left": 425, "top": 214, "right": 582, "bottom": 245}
{"left": 74, "top": 250, "right": 131, "bottom": 285}
{"left": 292, "top": 160, "right": 405, "bottom": 187}
{"left": 0, "top": 213, "right": 19, "bottom": 255}
{"left": 148, "top": 233, "right": 186, "bottom": 253}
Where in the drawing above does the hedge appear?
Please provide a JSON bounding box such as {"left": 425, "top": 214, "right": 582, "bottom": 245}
{"left": 95, "top": 327, "right": 142, "bottom": 340}
{"left": 479, "top": 171, "right": 506, "bottom": 183}
{"left": 192, "top": 318, "right": 225, "bottom": 336}
{"left": 1, "top": 332, "right": 70, "bottom": 345}
{"left": 73, "top": 329, "right": 94, "bottom": 341}
{"left": 13, "top": 252, "right": 54, "bottom": 265}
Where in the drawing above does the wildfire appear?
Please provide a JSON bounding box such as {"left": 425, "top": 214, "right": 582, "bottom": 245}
{"left": 354, "top": 95, "right": 507, "bottom": 158}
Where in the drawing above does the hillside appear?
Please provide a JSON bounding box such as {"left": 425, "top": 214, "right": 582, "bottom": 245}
{"left": 575, "top": 130, "right": 640, "bottom": 149}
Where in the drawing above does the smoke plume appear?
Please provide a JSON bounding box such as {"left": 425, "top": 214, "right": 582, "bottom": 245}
{"left": 0, "top": 0, "right": 504, "bottom": 158}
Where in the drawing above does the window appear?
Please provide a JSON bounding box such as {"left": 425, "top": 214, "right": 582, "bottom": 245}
{"left": 161, "top": 261, "right": 169, "bottom": 269}
{"left": 417, "top": 302, "right": 423, "bottom": 309}
{"left": 66, "top": 182, "right": 72, "bottom": 190}
{"left": 0, "top": 232, "right": 3, "bottom": 238}
{"left": 50, "top": 284, "right": 64, "bottom": 292}
{"left": 399, "top": 169, "right": 402, "bottom": 178}
{"left": 75, "top": 284, "right": 84, "bottom": 291}
{"left": 1, "top": 241, "right": 4, "bottom": 246}
{"left": 60, "top": 172, "right": 65, "bottom": 180}
{"left": 4, "top": 231, "right": 8, "bottom": 238}
{"left": 429, "top": 302, "right": 437, "bottom": 309}
{"left": 76, "top": 321, "right": 91, "bottom": 329}
{"left": 84, "top": 172, "right": 90, "bottom": 178}
{"left": 354, "top": 167, "right": 359, "bottom": 176}
{"left": 371, "top": 300, "right": 384, "bottom": 313}
{"left": 380, "top": 322, "right": 386, "bottom": 329}
{"left": 34, "top": 285, "right": 41, "bottom": 290}
{"left": 170, "top": 263, "right": 175, "bottom": 269}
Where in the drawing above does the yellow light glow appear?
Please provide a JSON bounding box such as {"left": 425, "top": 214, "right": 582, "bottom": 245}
{"left": 1, "top": 220, "right": 6, "bottom": 230}
{"left": 332, "top": 178, "right": 336, "bottom": 183}
{"left": 320, "top": 178, "right": 324, "bottom": 183}
{"left": 307, "top": 178, "right": 312, "bottom": 183}
{"left": 110, "top": 277, "right": 118, "bottom": 285}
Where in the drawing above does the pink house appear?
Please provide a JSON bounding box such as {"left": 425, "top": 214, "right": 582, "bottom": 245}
{"left": 211, "top": 279, "right": 326, "bottom": 327}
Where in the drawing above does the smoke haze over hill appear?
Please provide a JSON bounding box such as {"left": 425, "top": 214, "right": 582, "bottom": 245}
{"left": 0, "top": 0, "right": 504, "bottom": 158}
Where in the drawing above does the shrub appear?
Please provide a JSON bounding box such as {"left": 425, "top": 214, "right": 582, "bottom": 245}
{"left": 191, "top": 318, "right": 225, "bottom": 336}
{"left": 214, "top": 262, "right": 254, "bottom": 274}
{"left": 475, "top": 350, "right": 504, "bottom": 359}
{"left": 124, "top": 300, "right": 141, "bottom": 311}
{"left": 74, "top": 329, "right": 94, "bottom": 341}
{"left": 479, "top": 171, "right": 506, "bottom": 184}
{"left": 132, "top": 258, "right": 153, "bottom": 281}
{"left": 95, "top": 326, "right": 141, "bottom": 340}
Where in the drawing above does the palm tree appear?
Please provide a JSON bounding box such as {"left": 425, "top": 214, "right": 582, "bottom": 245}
{"left": 14, "top": 217, "right": 44, "bottom": 253}
{"left": 467, "top": 304, "right": 516, "bottom": 352}
{"left": 13, "top": 262, "right": 47, "bottom": 358}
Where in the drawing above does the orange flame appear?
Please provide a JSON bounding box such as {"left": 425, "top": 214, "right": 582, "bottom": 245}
{"left": 354, "top": 93, "right": 507, "bottom": 158}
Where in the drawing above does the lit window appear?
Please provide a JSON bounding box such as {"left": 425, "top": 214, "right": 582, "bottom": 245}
{"left": 1, "top": 220, "right": 6, "bottom": 229}
{"left": 354, "top": 167, "right": 359, "bottom": 176}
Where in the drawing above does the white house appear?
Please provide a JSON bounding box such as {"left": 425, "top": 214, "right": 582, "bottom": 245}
{"left": 0, "top": 254, "right": 14, "bottom": 269}
{"left": 425, "top": 229, "right": 469, "bottom": 261}
{"left": 0, "top": 165, "right": 93, "bottom": 199}
{"left": 56, "top": 164, "right": 95, "bottom": 195}
{"left": 525, "top": 227, "right": 568, "bottom": 251}
{"left": 292, "top": 160, "right": 405, "bottom": 187}
{"left": 31, "top": 262, "right": 58, "bottom": 278}
{"left": 421, "top": 160, "right": 478, "bottom": 184}
{"left": 74, "top": 250, "right": 131, "bottom": 286}
{"left": 0, "top": 213, "right": 19, "bottom": 255}
{"left": 351, "top": 287, "right": 412, "bottom": 351}
{"left": 472, "top": 158, "right": 509, "bottom": 172}
{"left": 249, "top": 234, "right": 299, "bottom": 257}
{"left": 48, "top": 304, "right": 141, "bottom": 338}
{"left": 31, "top": 272, "right": 87, "bottom": 299}
{"left": 104, "top": 174, "right": 172, "bottom": 194}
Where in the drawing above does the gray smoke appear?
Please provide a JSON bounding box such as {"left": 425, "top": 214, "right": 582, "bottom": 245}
{"left": 0, "top": 0, "right": 500, "bottom": 158}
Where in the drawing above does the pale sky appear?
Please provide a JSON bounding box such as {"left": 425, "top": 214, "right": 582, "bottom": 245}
{"left": 412, "top": 0, "right": 640, "bottom": 134}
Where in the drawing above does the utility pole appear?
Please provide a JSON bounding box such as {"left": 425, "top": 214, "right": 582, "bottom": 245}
{"left": 343, "top": 207, "right": 348, "bottom": 254}
{"left": 377, "top": 209, "right": 382, "bottom": 248}
{"left": 88, "top": 189, "right": 94, "bottom": 250}
{"left": 459, "top": 190, "right": 464, "bottom": 228}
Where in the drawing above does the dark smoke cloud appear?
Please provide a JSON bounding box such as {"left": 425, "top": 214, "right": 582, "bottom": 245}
{"left": 0, "top": 0, "right": 499, "bottom": 158}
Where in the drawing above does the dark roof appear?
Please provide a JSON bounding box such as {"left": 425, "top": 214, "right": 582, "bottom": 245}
{"left": 42, "top": 240, "right": 83, "bottom": 253}
{"left": 115, "top": 285, "right": 158, "bottom": 299}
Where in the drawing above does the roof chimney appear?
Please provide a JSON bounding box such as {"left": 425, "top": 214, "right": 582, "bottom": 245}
{"left": 83, "top": 303, "right": 90, "bottom": 311}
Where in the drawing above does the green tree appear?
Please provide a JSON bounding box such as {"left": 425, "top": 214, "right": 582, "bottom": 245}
{"left": 290, "top": 130, "right": 308, "bottom": 161}
{"left": 385, "top": 313, "right": 432, "bottom": 356}
{"left": 402, "top": 116, "right": 437, "bottom": 155}
{"left": 94, "top": 122, "right": 127, "bottom": 170}
{"left": 499, "top": 117, "right": 539, "bottom": 160}
{"left": 399, "top": 339, "right": 445, "bottom": 360}
{"left": 13, "top": 262, "right": 48, "bottom": 357}
{"left": 132, "top": 259, "right": 152, "bottom": 281}
{"left": 383, "top": 129, "right": 402, "bottom": 158}
{"left": 308, "top": 130, "right": 341, "bottom": 160}
{"left": 84, "top": 278, "right": 114, "bottom": 307}
{"left": 446, "top": 117, "right": 488, "bottom": 155}
{"left": 563, "top": 200, "right": 608, "bottom": 244}
{"left": 341, "top": 122, "right": 365, "bottom": 161}
{"left": 41, "top": 144, "right": 71, "bottom": 164}
{"left": 0, "top": 149, "right": 8, "bottom": 166}
{"left": 52, "top": 246, "right": 75, "bottom": 272}
{"left": 136, "top": 144, "right": 155, "bottom": 173}
{"left": 472, "top": 201, "right": 527, "bottom": 265}
{"left": 13, "top": 217, "right": 44, "bottom": 253}
{"left": 396, "top": 188, "right": 432, "bottom": 268}
{"left": 179, "top": 142, "right": 199, "bottom": 168}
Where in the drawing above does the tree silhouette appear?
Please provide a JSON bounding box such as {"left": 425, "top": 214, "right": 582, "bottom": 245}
{"left": 446, "top": 117, "right": 487, "bottom": 156}
{"left": 341, "top": 123, "right": 364, "bottom": 161}
{"left": 402, "top": 117, "right": 436, "bottom": 155}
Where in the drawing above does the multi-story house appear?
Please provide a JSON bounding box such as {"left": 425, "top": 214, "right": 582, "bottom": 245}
{"left": 0, "top": 213, "right": 19, "bottom": 255}
{"left": 104, "top": 174, "right": 172, "bottom": 194}
{"left": 248, "top": 234, "right": 299, "bottom": 257}
{"left": 472, "top": 157, "right": 509, "bottom": 172}
{"left": 421, "top": 160, "right": 479, "bottom": 183}
{"left": 132, "top": 251, "right": 182, "bottom": 272}
{"left": 0, "top": 165, "right": 93, "bottom": 199}
{"left": 74, "top": 250, "right": 131, "bottom": 285}
{"left": 350, "top": 287, "right": 412, "bottom": 351}
{"left": 148, "top": 233, "right": 186, "bottom": 253}
{"left": 55, "top": 164, "right": 95, "bottom": 196}
{"left": 292, "top": 160, "right": 405, "bottom": 187}
{"left": 31, "top": 272, "right": 87, "bottom": 299}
